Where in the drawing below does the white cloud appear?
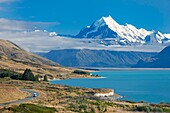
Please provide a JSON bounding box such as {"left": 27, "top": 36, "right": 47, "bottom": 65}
{"left": 0, "top": 18, "right": 165, "bottom": 53}
{"left": 0, "top": 18, "right": 59, "bottom": 31}
{"left": 0, "top": 0, "right": 19, "bottom": 3}
{"left": 0, "top": 30, "right": 165, "bottom": 53}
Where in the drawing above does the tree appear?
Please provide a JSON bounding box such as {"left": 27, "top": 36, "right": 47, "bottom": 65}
{"left": 35, "top": 75, "right": 40, "bottom": 81}
{"left": 22, "top": 69, "right": 35, "bottom": 81}
{"left": 43, "top": 75, "right": 48, "bottom": 82}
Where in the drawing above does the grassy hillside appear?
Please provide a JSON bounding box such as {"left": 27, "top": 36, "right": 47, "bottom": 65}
{"left": 0, "top": 84, "right": 28, "bottom": 103}
{"left": 0, "top": 39, "right": 57, "bottom": 66}
{"left": 4, "top": 104, "right": 56, "bottom": 113}
{"left": 0, "top": 39, "right": 73, "bottom": 79}
{"left": 1, "top": 79, "right": 170, "bottom": 113}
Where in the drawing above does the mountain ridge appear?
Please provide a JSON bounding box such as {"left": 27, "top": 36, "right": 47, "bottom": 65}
{"left": 38, "top": 49, "right": 157, "bottom": 68}
{"left": 75, "top": 16, "right": 170, "bottom": 46}
{"left": 133, "top": 45, "right": 170, "bottom": 68}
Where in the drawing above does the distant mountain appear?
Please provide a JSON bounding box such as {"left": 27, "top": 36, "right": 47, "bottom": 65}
{"left": 133, "top": 45, "right": 170, "bottom": 68}
{"left": 144, "top": 31, "right": 170, "bottom": 44}
{"left": 38, "top": 49, "right": 157, "bottom": 68}
{"left": 0, "top": 39, "right": 71, "bottom": 76}
{"left": 75, "top": 16, "right": 170, "bottom": 46}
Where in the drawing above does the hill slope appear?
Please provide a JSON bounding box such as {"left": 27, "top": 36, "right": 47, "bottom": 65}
{"left": 0, "top": 39, "right": 72, "bottom": 77}
{"left": 133, "top": 45, "right": 170, "bottom": 68}
{"left": 39, "top": 49, "right": 157, "bottom": 67}
{"left": 0, "top": 39, "right": 57, "bottom": 66}
{"left": 0, "top": 84, "right": 27, "bottom": 103}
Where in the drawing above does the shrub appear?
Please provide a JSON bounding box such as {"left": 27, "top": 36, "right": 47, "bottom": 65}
{"left": 73, "top": 70, "right": 90, "bottom": 75}
{"left": 163, "top": 108, "right": 170, "bottom": 112}
{"left": 79, "top": 104, "right": 87, "bottom": 111}
{"left": 135, "top": 105, "right": 151, "bottom": 112}
{"left": 152, "top": 107, "right": 163, "bottom": 112}
{"left": 8, "top": 104, "right": 56, "bottom": 113}
{"left": 135, "top": 105, "right": 164, "bottom": 113}
{"left": 35, "top": 75, "right": 40, "bottom": 81}
{"left": 68, "top": 103, "right": 77, "bottom": 111}
{"left": 90, "top": 106, "right": 95, "bottom": 113}
{"left": 43, "top": 75, "right": 48, "bottom": 82}
{"left": 0, "top": 69, "right": 22, "bottom": 80}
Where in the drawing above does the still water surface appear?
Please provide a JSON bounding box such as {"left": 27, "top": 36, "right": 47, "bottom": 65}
{"left": 51, "top": 70, "right": 170, "bottom": 103}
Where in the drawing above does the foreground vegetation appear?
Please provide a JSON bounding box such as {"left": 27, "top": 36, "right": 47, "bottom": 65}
{"left": 1, "top": 78, "right": 170, "bottom": 113}
{"left": 0, "top": 69, "right": 38, "bottom": 81}
{"left": 0, "top": 69, "right": 98, "bottom": 82}
{"left": 2, "top": 103, "right": 56, "bottom": 113}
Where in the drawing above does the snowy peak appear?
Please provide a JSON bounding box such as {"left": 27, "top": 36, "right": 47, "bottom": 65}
{"left": 93, "top": 16, "right": 119, "bottom": 28}
{"left": 101, "top": 16, "right": 120, "bottom": 28}
{"left": 92, "top": 16, "right": 122, "bottom": 35}
{"left": 164, "top": 34, "right": 170, "bottom": 39}
{"left": 145, "top": 31, "right": 170, "bottom": 44}
{"left": 76, "top": 16, "right": 119, "bottom": 38}
{"left": 75, "top": 16, "right": 170, "bottom": 45}
{"left": 76, "top": 16, "right": 150, "bottom": 40}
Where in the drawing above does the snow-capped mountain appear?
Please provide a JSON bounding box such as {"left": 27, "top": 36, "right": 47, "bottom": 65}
{"left": 145, "top": 31, "right": 170, "bottom": 44}
{"left": 75, "top": 16, "right": 170, "bottom": 45}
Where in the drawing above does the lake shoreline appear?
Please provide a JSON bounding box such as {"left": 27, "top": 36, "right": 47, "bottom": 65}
{"left": 51, "top": 70, "right": 170, "bottom": 103}
{"left": 80, "top": 67, "right": 170, "bottom": 71}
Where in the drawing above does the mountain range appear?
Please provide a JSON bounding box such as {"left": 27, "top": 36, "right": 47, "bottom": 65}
{"left": 38, "top": 49, "right": 157, "bottom": 68}
{"left": 37, "top": 16, "right": 170, "bottom": 68}
{"left": 133, "top": 45, "right": 170, "bottom": 68}
{"left": 1, "top": 16, "right": 170, "bottom": 68}
{"left": 75, "top": 16, "right": 170, "bottom": 46}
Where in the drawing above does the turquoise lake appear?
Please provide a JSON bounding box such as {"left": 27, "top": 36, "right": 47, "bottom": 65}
{"left": 50, "top": 70, "right": 170, "bottom": 103}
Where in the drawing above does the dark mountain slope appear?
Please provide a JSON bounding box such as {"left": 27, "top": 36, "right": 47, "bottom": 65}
{"left": 133, "top": 45, "right": 170, "bottom": 68}
{"left": 39, "top": 49, "right": 157, "bottom": 67}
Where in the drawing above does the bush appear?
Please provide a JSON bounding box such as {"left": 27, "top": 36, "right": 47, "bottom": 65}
{"left": 90, "top": 106, "right": 95, "bottom": 113}
{"left": 35, "top": 75, "right": 40, "bottom": 81}
{"left": 79, "top": 104, "right": 87, "bottom": 111}
{"left": 135, "top": 105, "right": 163, "bottom": 113}
{"left": 0, "top": 69, "right": 22, "bottom": 80}
{"left": 135, "top": 106, "right": 151, "bottom": 112}
{"left": 163, "top": 108, "right": 170, "bottom": 112}
{"left": 8, "top": 104, "right": 56, "bottom": 113}
{"left": 73, "top": 70, "right": 90, "bottom": 75}
{"left": 43, "top": 75, "right": 48, "bottom": 82}
{"left": 68, "top": 103, "right": 77, "bottom": 111}
{"left": 152, "top": 107, "right": 163, "bottom": 112}
{"left": 0, "top": 69, "right": 41, "bottom": 82}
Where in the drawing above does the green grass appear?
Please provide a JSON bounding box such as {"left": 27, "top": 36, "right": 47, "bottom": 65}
{"left": 8, "top": 103, "right": 57, "bottom": 113}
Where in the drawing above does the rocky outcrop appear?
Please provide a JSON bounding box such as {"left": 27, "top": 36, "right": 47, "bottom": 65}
{"left": 94, "top": 89, "right": 114, "bottom": 97}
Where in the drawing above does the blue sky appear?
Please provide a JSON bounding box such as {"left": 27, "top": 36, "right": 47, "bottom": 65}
{"left": 0, "top": 0, "right": 170, "bottom": 35}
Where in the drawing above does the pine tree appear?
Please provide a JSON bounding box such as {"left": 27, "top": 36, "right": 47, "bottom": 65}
{"left": 22, "top": 69, "right": 35, "bottom": 81}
